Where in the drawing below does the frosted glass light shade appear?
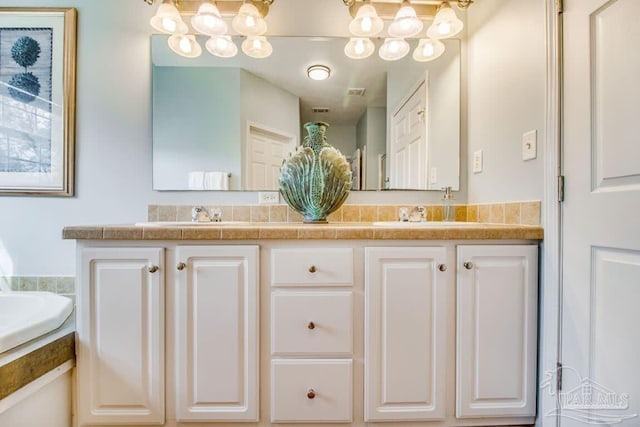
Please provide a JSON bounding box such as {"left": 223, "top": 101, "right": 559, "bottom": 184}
{"left": 413, "top": 38, "right": 445, "bottom": 62}
{"left": 387, "top": 4, "right": 423, "bottom": 38}
{"left": 378, "top": 38, "right": 410, "bottom": 61}
{"left": 206, "top": 35, "right": 238, "bottom": 57}
{"left": 191, "top": 1, "right": 227, "bottom": 36}
{"left": 242, "top": 36, "right": 272, "bottom": 58}
{"left": 426, "top": 3, "right": 463, "bottom": 39}
{"left": 307, "top": 65, "right": 331, "bottom": 81}
{"left": 168, "top": 34, "right": 202, "bottom": 58}
{"left": 348, "top": 4, "right": 384, "bottom": 37}
{"left": 232, "top": 3, "right": 267, "bottom": 36}
{"left": 344, "top": 37, "right": 375, "bottom": 59}
{"left": 150, "top": 0, "right": 188, "bottom": 34}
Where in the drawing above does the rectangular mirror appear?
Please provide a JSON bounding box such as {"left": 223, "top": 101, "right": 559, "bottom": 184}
{"left": 151, "top": 35, "right": 460, "bottom": 191}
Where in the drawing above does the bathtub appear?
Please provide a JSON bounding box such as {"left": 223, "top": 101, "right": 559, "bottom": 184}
{"left": 0, "top": 292, "right": 73, "bottom": 354}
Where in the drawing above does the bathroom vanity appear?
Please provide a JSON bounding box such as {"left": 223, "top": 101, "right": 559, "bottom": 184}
{"left": 64, "top": 222, "right": 542, "bottom": 427}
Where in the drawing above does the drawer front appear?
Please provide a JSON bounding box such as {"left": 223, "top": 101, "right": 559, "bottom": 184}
{"left": 272, "top": 291, "right": 353, "bottom": 356}
{"left": 271, "top": 359, "right": 353, "bottom": 423}
{"left": 271, "top": 248, "right": 353, "bottom": 286}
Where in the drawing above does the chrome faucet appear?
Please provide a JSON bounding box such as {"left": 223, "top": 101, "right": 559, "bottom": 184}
{"left": 408, "top": 206, "right": 427, "bottom": 222}
{"left": 192, "top": 206, "right": 222, "bottom": 223}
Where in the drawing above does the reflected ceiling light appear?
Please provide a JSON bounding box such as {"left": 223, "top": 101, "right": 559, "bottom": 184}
{"left": 344, "top": 37, "right": 375, "bottom": 59}
{"left": 348, "top": 4, "right": 384, "bottom": 37}
{"left": 168, "top": 34, "right": 202, "bottom": 58}
{"left": 241, "top": 36, "right": 273, "bottom": 58}
{"left": 150, "top": 0, "right": 188, "bottom": 34}
{"left": 426, "top": 2, "right": 463, "bottom": 39}
{"left": 378, "top": 38, "right": 410, "bottom": 61}
{"left": 191, "top": 1, "right": 227, "bottom": 36}
{"left": 206, "top": 35, "right": 238, "bottom": 57}
{"left": 307, "top": 65, "right": 331, "bottom": 81}
{"left": 412, "top": 38, "right": 445, "bottom": 62}
{"left": 387, "top": 1, "right": 423, "bottom": 38}
{"left": 232, "top": 3, "right": 268, "bottom": 36}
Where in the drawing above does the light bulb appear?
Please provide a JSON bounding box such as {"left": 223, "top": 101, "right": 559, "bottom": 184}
{"left": 438, "top": 21, "right": 452, "bottom": 35}
{"left": 252, "top": 38, "right": 261, "bottom": 49}
{"left": 379, "top": 38, "right": 409, "bottom": 61}
{"left": 241, "top": 36, "right": 272, "bottom": 58}
{"left": 423, "top": 43, "right": 434, "bottom": 56}
{"left": 232, "top": 3, "right": 267, "bottom": 36}
{"left": 191, "top": 1, "right": 227, "bottom": 36}
{"left": 361, "top": 16, "right": 372, "bottom": 32}
{"left": 355, "top": 39, "right": 365, "bottom": 55}
{"left": 426, "top": 3, "right": 463, "bottom": 39}
{"left": 150, "top": 0, "right": 188, "bottom": 34}
{"left": 344, "top": 37, "right": 375, "bottom": 59}
{"left": 245, "top": 15, "right": 256, "bottom": 28}
{"left": 179, "top": 36, "right": 192, "bottom": 54}
{"left": 206, "top": 35, "right": 238, "bottom": 58}
{"left": 412, "top": 38, "right": 445, "bottom": 62}
{"left": 349, "top": 4, "right": 383, "bottom": 37}
{"left": 162, "top": 17, "right": 177, "bottom": 33}
{"left": 168, "top": 34, "right": 202, "bottom": 58}
{"left": 387, "top": 4, "right": 423, "bottom": 38}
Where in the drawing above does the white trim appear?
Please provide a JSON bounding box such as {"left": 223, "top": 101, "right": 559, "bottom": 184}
{"left": 537, "top": 1, "right": 562, "bottom": 426}
{"left": 244, "top": 120, "right": 297, "bottom": 191}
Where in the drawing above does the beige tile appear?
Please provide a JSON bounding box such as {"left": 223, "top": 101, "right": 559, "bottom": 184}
{"left": 57, "top": 277, "right": 75, "bottom": 294}
{"left": 505, "top": 203, "right": 521, "bottom": 225}
{"left": 221, "top": 228, "right": 260, "bottom": 240}
{"left": 142, "top": 228, "right": 182, "bottom": 240}
{"left": 157, "top": 205, "right": 177, "bottom": 222}
{"left": 327, "top": 206, "right": 343, "bottom": 223}
{"left": 455, "top": 205, "right": 467, "bottom": 222}
{"left": 361, "top": 205, "right": 378, "bottom": 222}
{"left": 251, "top": 206, "right": 270, "bottom": 222}
{"left": 181, "top": 228, "right": 221, "bottom": 240}
{"left": 103, "top": 227, "right": 143, "bottom": 240}
{"left": 19, "top": 277, "right": 37, "bottom": 291}
{"left": 298, "top": 227, "right": 337, "bottom": 239}
{"left": 38, "top": 277, "right": 57, "bottom": 292}
{"left": 377, "top": 205, "right": 398, "bottom": 221}
{"left": 521, "top": 201, "right": 541, "bottom": 225}
{"left": 489, "top": 203, "right": 506, "bottom": 224}
{"left": 270, "top": 205, "right": 288, "bottom": 223}
{"left": 342, "top": 205, "right": 361, "bottom": 222}
{"left": 232, "top": 206, "right": 251, "bottom": 222}
{"left": 478, "top": 204, "right": 490, "bottom": 223}
{"left": 431, "top": 206, "right": 443, "bottom": 222}
{"left": 287, "top": 207, "right": 304, "bottom": 223}
{"left": 147, "top": 205, "right": 159, "bottom": 221}
{"left": 467, "top": 205, "right": 478, "bottom": 222}
{"left": 62, "top": 227, "right": 103, "bottom": 240}
{"left": 176, "top": 205, "right": 193, "bottom": 221}
{"left": 259, "top": 227, "right": 298, "bottom": 239}
{"left": 336, "top": 227, "right": 374, "bottom": 239}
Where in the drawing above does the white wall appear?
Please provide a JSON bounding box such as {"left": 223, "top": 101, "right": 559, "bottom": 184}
{"left": 466, "top": 0, "right": 546, "bottom": 203}
{"left": 326, "top": 125, "right": 356, "bottom": 156}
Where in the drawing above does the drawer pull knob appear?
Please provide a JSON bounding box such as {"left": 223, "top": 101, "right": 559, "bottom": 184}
{"left": 463, "top": 261, "right": 474, "bottom": 270}
{"left": 307, "top": 321, "right": 316, "bottom": 330}
{"left": 307, "top": 389, "right": 316, "bottom": 399}
{"left": 148, "top": 265, "right": 159, "bottom": 273}
{"left": 308, "top": 265, "right": 317, "bottom": 273}
{"left": 438, "top": 264, "right": 447, "bottom": 272}
{"left": 177, "top": 262, "right": 187, "bottom": 271}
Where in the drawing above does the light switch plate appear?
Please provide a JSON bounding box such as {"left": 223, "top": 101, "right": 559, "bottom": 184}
{"left": 473, "top": 150, "right": 483, "bottom": 173}
{"left": 522, "top": 130, "right": 537, "bottom": 161}
{"left": 258, "top": 191, "right": 279, "bottom": 204}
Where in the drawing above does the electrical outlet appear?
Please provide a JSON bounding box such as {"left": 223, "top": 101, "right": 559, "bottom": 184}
{"left": 522, "top": 130, "right": 537, "bottom": 161}
{"left": 473, "top": 150, "right": 483, "bottom": 173}
{"left": 258, "top": 191, "right": 279, "bottom": 204}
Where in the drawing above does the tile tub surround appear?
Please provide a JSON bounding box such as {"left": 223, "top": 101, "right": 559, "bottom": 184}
{"left": 148, "top": 200, "right": 541, "bottom": 226}
{"left": 1, "top": 276, "right": 75, "bottom": 297}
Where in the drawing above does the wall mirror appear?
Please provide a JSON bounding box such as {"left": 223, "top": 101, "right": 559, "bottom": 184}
{"left": 151, "top": 35, "right": 460, "bottom": 191}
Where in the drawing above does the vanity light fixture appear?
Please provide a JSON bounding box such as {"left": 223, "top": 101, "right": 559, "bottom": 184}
{"left": 412, "top": 38, "right": 445, "bottom": 62}
{"left": 150, "top": 0, "right": 188, "bottom": 34}
{"left": 426, "top": 2, "right": 464, "bottom": 39}
{"left": 191, "top": 1, "right": 227, "bottom": 36}
{"left": 307, "top": 65, "right": 331, "bottom": 81}
{"left": 232, "top": 2, "right": 268, "bottom": 36}
{"left": 344, "top": 37, "right": 375, "bottom": 59}
{"left": 387, "top": 1, "right": 423, "bottom": 38}
{"left": 241, "top": 35, "right": 273, "bottom": 58}
{"left": 348, "top": 3, "right": 384, "bottom": 37}
{"left": 378, "top": 38, "right": 410, "bottom": 61}
{"left": 168, "top": 33, "right": 203, "bottom": 58}
{"left": 206, "top": 35, "right": 238, "bottom": 57}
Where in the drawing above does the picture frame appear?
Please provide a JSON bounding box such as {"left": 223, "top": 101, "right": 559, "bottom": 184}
{"left": 0, "top": 7, "right": 76, "bottom": 196}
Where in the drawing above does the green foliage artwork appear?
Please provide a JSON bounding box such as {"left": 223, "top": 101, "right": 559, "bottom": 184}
{"left": 8, "top": 36, "right": 42, "bottom": 103}
{"left": 11, "top": 36, "right": 41, "bottom": 68}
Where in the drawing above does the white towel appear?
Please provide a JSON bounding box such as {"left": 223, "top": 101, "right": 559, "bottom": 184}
{"left": 188, "top": 171, "right": 205, "bottom": 190}
{"left": 204, "top": 171, "right": 229, "bottom": 190}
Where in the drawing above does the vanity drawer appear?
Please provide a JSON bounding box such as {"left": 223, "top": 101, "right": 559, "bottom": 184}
{"left": 271, "top": 248, "right": 353, "bottom": 287}
{"left": 271, "top": 291, "right": 353, "bottom": 356}
{"left": 271, "top": 359, "right": 353, "bottom": 423}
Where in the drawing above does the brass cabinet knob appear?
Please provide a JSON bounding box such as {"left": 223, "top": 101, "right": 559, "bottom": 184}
{"left": 463, "top": 262, "right": 474, "bottom": 270}
{"left": 438, "top": 264, "right": 447, "bottom": 272}
{"left": 308, "top": 265, "right": 317, "bottom": 273}
{"left": 307, "top": 321, "right": 316, "bottom": 330}
{"left": 148, "top": 265, "right": 159, "bottom": 273}
{"left": 307, "top": 389, "right": 316, "bottom": 399}
{"left": 177, "top": 262, "right": 186, "bottom": 271}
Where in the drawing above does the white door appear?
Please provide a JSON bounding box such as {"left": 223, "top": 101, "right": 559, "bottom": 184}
{"left": 390, "top": 79, "right": 428, "bottom": 189}
{"left": 77, "top": 247, "right": 164, "bottom": 426}
{"left": 456, "top": 245, "right": 538, "bottom": 419}
{"left": 364, "top": 246, "right": 448, "bottom": 421}
{"left": 175, "top": 245, "right": 259, "bottom": 421}
{"left": 247, "top": 124, "right": 296, "bottom": 190}
{"left": 560, "top": 1, "right": 640, "bottom": 425}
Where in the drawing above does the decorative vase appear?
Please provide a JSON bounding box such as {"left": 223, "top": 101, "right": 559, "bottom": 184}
{"left": 279, "top": 122, "right": 352, "bottom": 223}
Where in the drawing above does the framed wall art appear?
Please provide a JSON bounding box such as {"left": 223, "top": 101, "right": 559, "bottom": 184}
{"left": 0, "top": 8, "right": 76, "bottom": 196}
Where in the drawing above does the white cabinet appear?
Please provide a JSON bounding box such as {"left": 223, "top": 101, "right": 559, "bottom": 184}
{"left": 456, "top": 245, "right": 538, "bottom": 418}
{"left": 175, "top": 245, "right": 259, "bottom": 422}
{"left": 76, "top": 247, "right": 165, "bottom": 426}
{"left": 364, "top": 247, "right": 449, "bottom": 421}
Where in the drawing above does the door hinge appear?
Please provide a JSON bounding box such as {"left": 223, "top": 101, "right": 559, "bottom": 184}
{"left": 556, "top": 0, "right": 563, "bottom": 14}
{"left": 558, "top": 175, "right": 565, "bottom": 202}
{"left": 557, "top": 362, "right": 563, "bottom": 391}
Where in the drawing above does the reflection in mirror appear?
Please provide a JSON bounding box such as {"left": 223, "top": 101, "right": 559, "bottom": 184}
{"left": 152, "top": 35, "right": 460, "bottom": 191}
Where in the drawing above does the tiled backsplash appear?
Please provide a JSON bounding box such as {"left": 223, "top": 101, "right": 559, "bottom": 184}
{"left": 1, "top": 276, "right": 75, "bottom": 297}
{"left": 149, "top": 201, "right": 541, "bottom": 226}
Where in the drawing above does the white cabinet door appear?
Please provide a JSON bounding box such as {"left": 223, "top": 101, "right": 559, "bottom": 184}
{"left": 77, "top": 247, "right": 165, "bottom": 426}
{"left": 456, "top": 245, "right": 538, "bottom": 418}
{"left": 175, "top": 245, "right": 259, "bottom": 421}
{"left": 364, "top": 246, "right": 448, "bottom": 421}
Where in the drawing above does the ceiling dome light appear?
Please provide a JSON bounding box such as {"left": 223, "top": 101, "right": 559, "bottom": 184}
{"left": 206, "top": 35, "right": 238, "bottom": 57}
{"left": 191, "top": 1, "right": 227, "bottom": 36}
{"left": 150, "top": 0, "right": 188, "bottom": 34}
{"left": 426, "top": 2, "right": 463, "bottom": 39}
{"left": 348, "top": 4, "right": 384, "bottom": 37}
{"left": 241, "top": 36, "right": 272, "bottom": 58}
{"left": 307, "top": 65, "right": 331, "bottom": 81}
{"left": 232, "top": 3, "right": 267, "bottom": 36}
{"left": 344, "top": 37, "right": 375, "bottom": 59}
{"left": 413, "top": 38, "right": 445, "bottom": 62}
{"left": 387, "top": 3, "right": 423, "bottom": 38}
{"left": 168, "top": 34, "right": 202, "bottom": 58}
{"left": 378, "top": 38, "right": 410, "bottom": 61}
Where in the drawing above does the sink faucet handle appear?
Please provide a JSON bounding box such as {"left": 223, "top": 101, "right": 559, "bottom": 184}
{"left": 409, "top": 205, "right": 427, "bottom": 222}
{"left": 398, "top": 207, "right": 410, "bottom": 222}
{"left": 211, "top": 208, "right": 222, "bottom": 222}
{"left": 192, "top": 206, "right": 212, "bottom": 223}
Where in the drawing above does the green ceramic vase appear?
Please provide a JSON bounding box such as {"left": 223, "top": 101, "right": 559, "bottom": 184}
{"left": 279, "top": 122, "right": 352, "bottom": 223}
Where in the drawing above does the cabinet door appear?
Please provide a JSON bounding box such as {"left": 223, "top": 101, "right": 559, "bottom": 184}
{"left": 364, "top": 246, "right": 448, "bottom": 421}
{"left": 175, "top": 245, "right": 259, "bottom": 421}
{"left": 456, "top": 245, "right": 538, "bottom": 418}
{"left": 77, "top": 247, "right": 164, "bottom": 426}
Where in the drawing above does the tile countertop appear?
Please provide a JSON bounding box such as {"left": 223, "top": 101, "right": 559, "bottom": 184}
{"left": 62, "top": 222, "right": 543, "bottom": 241}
